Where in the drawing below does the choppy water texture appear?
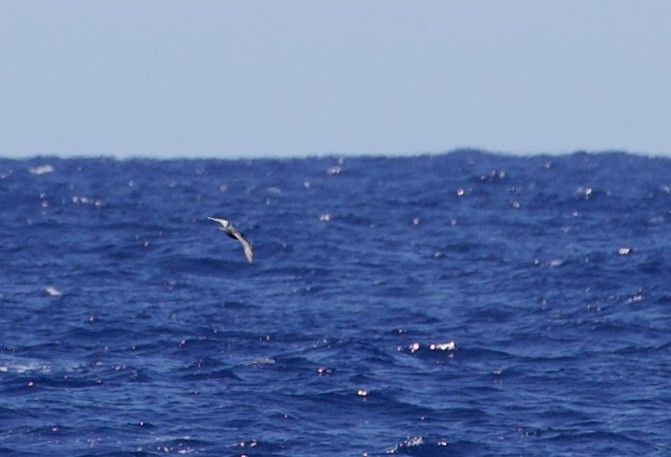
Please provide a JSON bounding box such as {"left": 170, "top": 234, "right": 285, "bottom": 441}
{"left": 1, "top": 151, "right": 670, "bottom": 456}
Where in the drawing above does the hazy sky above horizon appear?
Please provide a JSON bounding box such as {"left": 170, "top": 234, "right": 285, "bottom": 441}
{"left": 1, "top": 1, "right": 670, "bottom": 159}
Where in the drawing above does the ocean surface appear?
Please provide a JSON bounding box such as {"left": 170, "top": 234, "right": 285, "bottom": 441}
{"left": 1, "top": 151, "right": 669, "bottom": 457}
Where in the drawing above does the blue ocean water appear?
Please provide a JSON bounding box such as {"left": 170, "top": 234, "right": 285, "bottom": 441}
{"left": 1, "top": 151, "right": 670, "bottom": 457}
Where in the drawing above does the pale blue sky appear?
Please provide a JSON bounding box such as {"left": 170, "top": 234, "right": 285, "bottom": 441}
{"left": 1, "top": 1, "right": 670, "bottom": 158}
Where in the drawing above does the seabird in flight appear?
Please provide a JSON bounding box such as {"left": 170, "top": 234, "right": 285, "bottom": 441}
{"left": 207, "top": 217, "right": 254, "bottom": 263}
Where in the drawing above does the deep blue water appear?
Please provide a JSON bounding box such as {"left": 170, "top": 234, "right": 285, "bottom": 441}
{"left": 1, "top": 151, "right": 670, "bottom": 456}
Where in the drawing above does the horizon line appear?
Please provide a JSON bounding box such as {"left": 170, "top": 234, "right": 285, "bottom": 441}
{"left": 1, "top": 147, "right": 669, "bottom": 161}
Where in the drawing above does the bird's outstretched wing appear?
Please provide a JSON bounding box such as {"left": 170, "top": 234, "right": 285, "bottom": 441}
{"left": 233, "top": 232, "right": 254, "bottom": 263}
{"left": 207, "top": 216, "right": 229, "bottom": 227}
